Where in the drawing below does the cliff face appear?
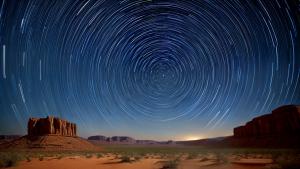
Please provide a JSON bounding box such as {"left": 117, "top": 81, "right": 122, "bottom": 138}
{"left": 234, "top": 105, "right": 300, "bottom": 138}
{"left": 28, "top": 116, "right": 77, "bottom": 137}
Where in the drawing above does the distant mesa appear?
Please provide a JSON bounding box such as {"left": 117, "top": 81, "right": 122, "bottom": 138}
{"left": 0, "top": 135, "right": 21, "bottom": 145}
{"left": 88, "top": 135, "right": 136, "bottom": 144}
{"left": 88, "top": 135, "right": 136, "bottom": 143}
{"left": 88, "top": 135, "right": 175, "bottom": 145}
{"left": 88, "top": 135, "right": 107, "bottom": 141}
{"left": 28, "top": 116, "right": 77, "bottom": 137}
{"left": 111, "top": 136, "right": 136, "bottom": 143}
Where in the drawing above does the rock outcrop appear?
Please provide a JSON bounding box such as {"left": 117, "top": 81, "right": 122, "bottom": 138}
{"left": 234, "top": 105, "right": 300, "bottom": 138}
{"left": 111, "top": 136, "right": 135, "bottom": 143}
{"left": 87, "top": 135, "right": 176, "bottom": 145}
{"left": 178, "top": 105, "right": 300, "bottom": 148}
{"left": 88, "top": 135, "right": 136, "bottom": 144}
{"left": 88, "top": 135, "right": 107, "bottom": 141}
{"left": 28, "top": 116, "right": 77, "bottom": 137}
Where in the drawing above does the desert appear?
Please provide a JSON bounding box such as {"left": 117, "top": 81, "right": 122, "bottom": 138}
{"left": 1, "top": 105, "right": 300, "bottom": 169}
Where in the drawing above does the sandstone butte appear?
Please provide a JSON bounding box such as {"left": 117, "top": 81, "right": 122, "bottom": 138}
{"left": 0, "top": 116, "right": 99, "bottom": 151}
{"left": 28, "top": 116, "right": 77, "bottom": 137}
{"left": 233, "top": 105, "right": 300, "bottom": 138}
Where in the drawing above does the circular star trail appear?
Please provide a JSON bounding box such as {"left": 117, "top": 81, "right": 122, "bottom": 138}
{"left": 0, "top": 0, "right": 300, "bottom": 138}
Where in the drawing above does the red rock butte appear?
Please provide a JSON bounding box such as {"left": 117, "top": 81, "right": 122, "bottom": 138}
{"left": 28, "top": 116, "right": 77, "bottom": 137}
{"left": 234, "top": 105, "right": 300, "bottom": 138}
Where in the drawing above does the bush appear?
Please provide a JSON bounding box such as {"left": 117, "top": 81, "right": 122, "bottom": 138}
{"left": 199, "top": 157, "right": 209, "bottom": 162}
{"left": 160, "top": 159, "right": 179, "bottom": 169}
{"left": 56, "top": 155, "right": 63, "bottom": 160}
{"left": 134, "top": 156, "right": 141, "bottom": 161}
{"left": 96, "top": 153, "right": 103, "bottom": 158}
{"left": 187, "top": 153, "right": 197, "bottom": 159}
{"left": 276, "top": 157, "right": 300, "bottom": 169}
{"left": 120, "top": 156, "right": 131, "bottom": 163}
{"left": 26, "top": 156, "right": 31, "bottom": 162}
{"left": 215, "top": 153, "right": 228, "bottom": 164}
{"left": 39, "top": 156, "right": 44, "bottom": 161}
{"left": 85, "top": 154, "right": 93, "bottom": 158}
{"left": 0, "top": 153, "right": 20, "bottom": 167}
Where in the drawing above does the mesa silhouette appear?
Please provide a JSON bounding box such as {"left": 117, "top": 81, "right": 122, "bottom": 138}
{"left": 0, "top": 116, "right": 98, "bottom": 151}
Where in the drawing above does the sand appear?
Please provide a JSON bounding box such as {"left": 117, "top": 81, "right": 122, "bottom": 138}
{"left": 10, "top": 156, "right": 270, "bottom": 169}
{"left": 231, "top": 158, "right": 273, "bottom": 165}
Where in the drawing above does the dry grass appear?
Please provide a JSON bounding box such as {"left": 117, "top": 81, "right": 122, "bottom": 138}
{"left": 0, "top": 146, "right": 300, "bottom": 168}
{"left": 0, "top": 153, "right": 21, "bottom": 167}
{"left": 119, "top": 155, "right": 131, "bottom": 163}
{"left": 271, "top": 155, "right": 300, "bottom": 169}
{"left": 159, "top": 158, "right": 179, "bottom": 169}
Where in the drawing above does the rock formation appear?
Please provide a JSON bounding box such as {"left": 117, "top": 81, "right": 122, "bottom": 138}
{"left": 88, "top": 135, "right": 107, "bottom": 141}
{"left": 234, "top": 105, "right": 300, "bottom": 138}
{"left": 111, "top": 136, "right": 135, "bottom": 143}
{"left": 28, "top": 116, "right": 77, "bottom": 137}
{"left": 87, "top": 135, "right": 176, "bottom": 145}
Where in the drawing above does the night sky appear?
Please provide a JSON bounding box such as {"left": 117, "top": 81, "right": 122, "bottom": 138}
{"left": 0, "top": 0, "right": 300, "bottom": 141}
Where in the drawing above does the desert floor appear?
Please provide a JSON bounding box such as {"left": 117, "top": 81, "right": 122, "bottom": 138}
{"left": 1, "top": 146, "right": 300, "bottom": 169}
{"left": 10, "top": 155, "right": 270, "bottom": 169}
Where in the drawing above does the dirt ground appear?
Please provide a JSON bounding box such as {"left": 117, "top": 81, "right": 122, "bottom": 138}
{"left": 10, "top": 155, "right": 271, "bottom": 169}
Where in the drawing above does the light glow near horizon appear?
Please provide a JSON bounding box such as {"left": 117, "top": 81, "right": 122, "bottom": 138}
{"left": 183, "top": 135, "right": 204, "bottom": 141}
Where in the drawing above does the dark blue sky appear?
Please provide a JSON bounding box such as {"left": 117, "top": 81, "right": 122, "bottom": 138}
{"left": 0, "top": 0, "right": 299, "bottom": 140}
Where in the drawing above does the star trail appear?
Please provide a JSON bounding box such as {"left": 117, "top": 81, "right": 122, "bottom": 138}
{"left": 0, "top": 0, "right": 299, "bottom": 140}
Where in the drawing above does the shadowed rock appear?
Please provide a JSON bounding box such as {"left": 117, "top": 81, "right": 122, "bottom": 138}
{"left": 179, "top": 105, "right": 300, "bottom": 148}
{"left": 234, "top": 105, "right": 300, "bottom": 138}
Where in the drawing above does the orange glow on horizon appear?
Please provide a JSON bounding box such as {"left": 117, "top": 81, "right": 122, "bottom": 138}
{"left": 183, "top": 135, "right": 203, "bottom": 141}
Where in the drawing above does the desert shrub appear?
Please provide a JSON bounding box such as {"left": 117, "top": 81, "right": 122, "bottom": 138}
{"left": 134, "top": 156, "right": 141, "bottom": 161}
{"left": 85, "top": 154, "right": 93, "bottom": 158}
{"left": 187, "top": 153, "right": 197, "bottom": 159}
{"left": 96, "top": 153, "right": 103, "bottom": 158}
{"left": 160, "top": 159, "right": 179, "bottom": 169}
{"left": 274, "top": 157, "right": 300, "bottom": 169}
{"left": 120, "top": 155, "right": 131, "bottom": 163}
{"left": 26, "top": 156, "right": 31, "bottom": 162}
{"left": 271, "top": 152, "right": 284, "bottom": 161}
{"left": 139, "top": 153, "right": 146, "bottom": 157}
{"left": 199, "top": 157, "right": 209, "bottom": 162}
{"left": 215, "top": 153, "right": 228, "bottom": 164}
{"left": 56, "top": 155, "right": 64, "bottom": 160}
{"left": 38, "top": 155, "right": 44, "bottom": 161}
{"left": 0, "top": 153, "right": 21, "bottom": 167}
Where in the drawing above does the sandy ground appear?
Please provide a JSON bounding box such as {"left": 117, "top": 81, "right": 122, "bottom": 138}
{"left": 10, "top": 156, "right": 271, "bottom": 169}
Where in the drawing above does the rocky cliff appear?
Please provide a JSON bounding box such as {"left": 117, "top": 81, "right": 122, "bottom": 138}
{"left": 28, "top": 116, "right": 77, "bottom": 137}
{"left": 178, "top": 105, "right": 300, "bottom": 148}
{"left": 234, "top": 105, "right": 300, "bottom": 138}
{"left": 87, "top": 135, "right": 175, "bottom": 145}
